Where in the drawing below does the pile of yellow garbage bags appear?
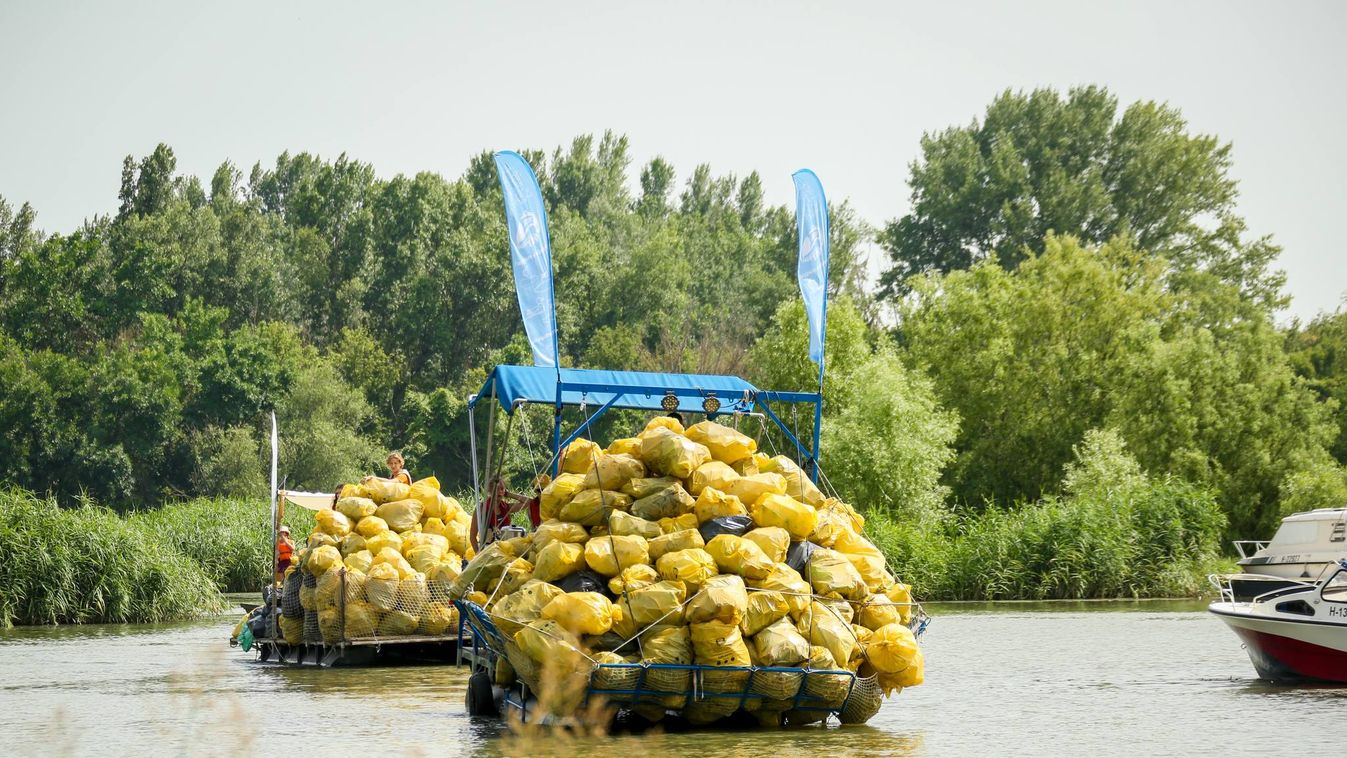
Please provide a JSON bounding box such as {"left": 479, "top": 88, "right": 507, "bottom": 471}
{"left": 287, "top": 475, "right": 471, "bottom": 644}
{"left": 450, "top": 416, "right": 924, "bottom": 725}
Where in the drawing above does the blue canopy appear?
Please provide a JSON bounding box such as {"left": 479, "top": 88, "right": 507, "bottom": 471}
{"left": 471, "top": 365, "right": 763, "bottom": 414}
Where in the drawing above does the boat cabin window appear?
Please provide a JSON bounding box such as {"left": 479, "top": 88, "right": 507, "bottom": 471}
{"left": 1322, "top": 570, "right": 1347, "bottom": 603}
{"left": 1269, "top": 520, "right": 1319, "bottom": 547}
{"left": 1332, "top": 522, "right": 1346, "bottom": 543}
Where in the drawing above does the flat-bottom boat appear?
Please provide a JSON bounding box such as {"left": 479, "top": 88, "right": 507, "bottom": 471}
{"left": 1209, "top": 560, "right": 1347, "bottom": 683}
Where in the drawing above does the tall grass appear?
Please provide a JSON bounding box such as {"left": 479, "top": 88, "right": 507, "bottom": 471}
{"left": 867, "top": 478, "right": 1228, "bottom": 600}
{"left": 134, "top": 498, "right": 315, "bottom": 593}
{"left": 0, "top": 488, "right": 227, "bottom": 627}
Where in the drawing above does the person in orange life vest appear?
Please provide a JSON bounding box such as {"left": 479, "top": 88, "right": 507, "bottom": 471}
{"left": 364, "top": 451, "right": 412, "bottom": 487}
{"left": 275, "top": 525, "right": 295, "bottom": 582}
{"left": 472, "top": 474, "right": 549, "bottom": 547}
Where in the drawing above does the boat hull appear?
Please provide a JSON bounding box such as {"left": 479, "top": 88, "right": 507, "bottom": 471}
{"left": 1210, "top": 604, "right": 1347, "bottom": 683}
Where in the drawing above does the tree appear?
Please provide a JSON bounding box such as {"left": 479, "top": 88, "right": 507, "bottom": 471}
{"left": 879, "top": 86, "right": 1284, "bottom": 311}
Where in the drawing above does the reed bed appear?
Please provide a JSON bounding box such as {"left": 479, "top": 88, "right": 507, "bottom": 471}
{"left": 0, "top": 489, "right": 227, "bottom": 627}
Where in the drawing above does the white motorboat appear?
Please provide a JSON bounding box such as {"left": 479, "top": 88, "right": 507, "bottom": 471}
{"left": 1224, "top": 508, "right": 1347, "bottom": 600}
{"left": 1209, "top": 560, "right": 1347, "bottom": 683}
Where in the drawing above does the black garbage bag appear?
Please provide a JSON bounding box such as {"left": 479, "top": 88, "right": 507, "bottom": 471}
{"left": 785, "top": 540, "right": 822, "bottom": 575}
{"left": 698, "top": 515, "right": 753, "bottom": 544}
{"left": 553, "top": 568, "right": 607, "bottom": 595}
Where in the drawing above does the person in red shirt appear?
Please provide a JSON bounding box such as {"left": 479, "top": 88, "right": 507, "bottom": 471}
{"left": 472, "top": 475, "right": 548, "bottom": 548}
{"left": 275, "top": 525, "right": 295, "bottom": 583}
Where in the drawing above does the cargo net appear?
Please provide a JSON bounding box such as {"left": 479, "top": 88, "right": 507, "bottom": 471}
{"left": 290, "top": 566, "right": 462, "bottom": 644}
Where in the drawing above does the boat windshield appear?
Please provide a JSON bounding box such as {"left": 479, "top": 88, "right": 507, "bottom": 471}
{"left": 1322, "top": 570, "right": 1347, "bottom": 602}
{"left": 1270, "top": 520, "right": 1319, "bottom": 547}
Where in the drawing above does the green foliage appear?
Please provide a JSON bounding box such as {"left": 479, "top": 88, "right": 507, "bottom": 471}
{"left": 1285, "top": 308, "right": 1347, "bottom": 465}
{"left": 821, "top": 351, "right": 958, "bottom": 521}
{"left": 879, "top": 85, "right": 1284, "bottom": 310}
{"left": 277, "top": 362, "right": 381, "bottom": 491}
{"left": 191, "top": 425, "right": 265, "bottom": 499}
{"left": 0, "top": 488, "right": 226, "bottom": 627}
{"left": 901, "top": 234, "right": 1335, "bottom": 536}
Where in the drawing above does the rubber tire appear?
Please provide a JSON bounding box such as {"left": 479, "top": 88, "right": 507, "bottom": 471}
{"left": 466, "top": 670, "right": 498, "bottom": 717}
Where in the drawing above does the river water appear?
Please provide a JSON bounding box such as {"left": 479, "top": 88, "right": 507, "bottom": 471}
{"left": 0, "top": 598, "right": 1341, "bottom": 757}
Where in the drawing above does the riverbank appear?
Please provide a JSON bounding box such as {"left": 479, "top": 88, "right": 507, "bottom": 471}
{"left": 0, "top": 598, "right": 1335, "bottom": 757}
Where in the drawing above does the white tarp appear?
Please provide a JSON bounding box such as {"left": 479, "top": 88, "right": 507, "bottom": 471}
{"left": 281, "top": 490, "right": 337, "bottom": 511}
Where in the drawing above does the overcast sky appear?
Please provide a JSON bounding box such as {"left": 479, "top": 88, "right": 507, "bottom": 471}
{"left": 1, "top": 0, "right": 1343, "bottom": 320}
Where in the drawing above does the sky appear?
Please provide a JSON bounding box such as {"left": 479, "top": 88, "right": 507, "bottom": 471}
{"left": 1, "top": 0, "right": 1343, "bottom": 321}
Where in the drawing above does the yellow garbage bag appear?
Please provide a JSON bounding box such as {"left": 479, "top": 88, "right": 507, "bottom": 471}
{"left": 306, "top": 533, "right": 338, "bottom": 550}
{"left": 609, "top": 563, "right": 661, "bottom": 594}
{"left": 408, "top": 475, "right": 442, "bottom": 513}
{"left": 344, "top": 549, "right": 374, "bottom": 574}
{"left": 689, "top": 460, "right": 739, "bottom": 497}
{"left": 372, "top": 547, "right": 415, "bottom": 578}
{"left": 741, "top": 589, "right": 790, "bottom": 636}
{"left": 885, "top": 584, "right": 915, "bottom": 625}
{"left": 821, "top": 497, "right": 865, "bottom": 532}
{"left": 532, "top": 520, "right": 589, "bottom": 552}
{"left": 890, "top": 646, "right": 924, "bottom": 687}
{"left": 364, "top": 529, "right": 402, "bottom": 556}
{"left": 852, "top": 624, "right": 874, "bottom": 646}
{"left": 440, "top": 493, "right": 467, "bottom": 520}
{"left": 865, "top": 623, "right": 919, "bottom": 674}
{"left": 516, "top": 619, "right": 585, "bottom": 663}
{"left": 582, "top": 453, "right": 646, "bottom": 491}
{"left": 315, "top": 566, "right": 345, "bottom": 609}
{"left": 845, "top": 553, "right": 894, "bottom": 594}
{"left": 366, "top": 562, "right": 401, "bottom": 611}
{"left": 732, "top": 456, "right": 761, "bottom": 477}
{"left": 759, "top": 455, "right": 825, "bottom": 507}
{"left": 406, "top": 544, "right": 445, "bottom": 574}
{"left": 618, "top": 579, "right": 688, "bottom": 628}
{"left": 495, "top": 558, "right": 534, "bottom": 596}
{"left": 539, "top": 473, "right": 585, "bottom": 520}
{"left": 630, "top": 483, "right": 695, "bottom": 521}
{"left": 704, "top": 534, "right": 774, "bottom": 580}
{"left": 726, "top": 473, "right": 788, "bottom": 507}
{"left": 446, "top": 511, "right": 472, "bottom": 557}
{"left": 418, "top": 601, "right": 458, "bottom": 635}
{"left": 751, "top": 493, "right": 818, "bottom": 541}
{"left": 642, "top": 624, "right": 692, "bottom": 664}
{"left": 649, "top": 528, "right": 705, "bottom": 561}
{"left": 799, "top": 601, "right": 860, "bottom": 671}
{"left": 395, "top": 575, "right": 430, "bottom": 613}
{"left": 336, "top": 496, "right": 377, "bottom": 521}
{"left": 561, "top": 438, "right": 602, "bottom": 475}
{"left": 685, "top": 574, "right": 749, "bottom": 625}
{"left": 343, "top": 600, "right": 380, "bottom": 638}
{"left": 622, "top": 476, "right": 680, "bottom": 499}
{"left": 315, "top": 508, "right": 352, "bottom": 538}
{"left": 750, "top": 563, "right": 814, "bottom": 618}
{"left": 685, "top": 421, "right": 757, "bottom": 464}
{"left": 356, "top": 516, "right": 389, "bottom": 539}
{"left": 609, "top": 510, "right": 662, "bottom": 539}
{"left": 280, "top": 613, "right": 304, "bottom": 645}
{"left": 744, "top": 527, "right": 790, "bottom": 563}
{"left": 299, "top": 581, "right": 316, "bottom": 611}
{"left": 643, "top": 415, "right": 685, "bottom": 435}
{"left": 639, "top": 427, "right": 711, "bottom": 479}
{"left": 541, "top": 591, "right": 619, "bottom": 636}
{"left": 378, "top": 609, "right": 419, "bottom": 636}
{"left": 376, "top": 499, "right": 424, "bottom": 532}
{"left": 448, "top": 541, "right": 517, "bottom": 597}
{"left": 306, "top": 545, "right": 341, "bottom": 576}
{"left": 403, "top": 531, "right": 449, "bottom": 556}
{"left": 655, "top": 548, "right": 718, "bottom": 591}
{"left": 856, "top": 596, "right": 903, "bottom": 631}
{"left": 690, "top": 620, "right": 751, "bottom": 667}
{"left": 584, "top": 534, "right": 651, "bottom": 577}
{"left": 422, "top": 517, "right": 448, "bottom": 538}
{"left": 363, "top": 478, "right": 411, "bottom": 504}
{"left": 532, "top": 540, "right": 586, "bottom": 582}
{"left": 340, "top": 533, "right": 367, "bottom": 556}
{"left": 560, "top": 489, "right": 631, "bottom": 526}
{"left": 318, "top": 606, "right": 344, "bottom": 643}
{"left": 658, "top": 512, "right": 699, "bottom": 534}
{"left": 494, "top": 580, "right": 565, "bottom": 635}
{"left": 693, "top": 487, "right": 748, "bottom": 524}
{"left": 427, "top": 556, "right": 462, "bottom": 585}
{"left": 805, "top": 548, "right": 868, "bottom": 600}
{"left": 753, "top": 617, "right": 811, "bottom": 666}
{"left": 606, "top": 437, "right": 641, "bottom": 456}
{"left": 809, "top": 506, "right": 852, "bottom": 547}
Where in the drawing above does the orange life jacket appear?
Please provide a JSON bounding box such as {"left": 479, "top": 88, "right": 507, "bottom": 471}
{"left": 393, "top": 470, "right": 411, "bottom": 486}
{"left": 277, "top": 539, "right": 294, "bottom": 563}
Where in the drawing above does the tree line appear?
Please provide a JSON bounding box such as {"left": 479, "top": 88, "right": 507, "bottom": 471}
{"left": 1, "top": 85, "right": 1344, "bottom": 544}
